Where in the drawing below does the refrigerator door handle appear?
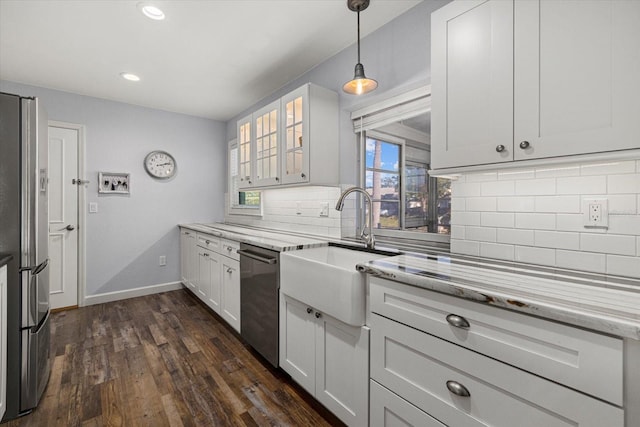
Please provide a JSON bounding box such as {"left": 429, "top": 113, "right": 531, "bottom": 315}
{"left": 19, "top": 258, "right": 49, "bottom": 274}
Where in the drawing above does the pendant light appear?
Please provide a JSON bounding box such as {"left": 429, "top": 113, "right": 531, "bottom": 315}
{"left": 343, "top": 0, "right": 378, "bottom": 95}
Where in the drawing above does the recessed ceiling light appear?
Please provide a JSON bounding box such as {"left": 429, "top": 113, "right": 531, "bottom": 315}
{"left": 137, "top": 3, "right": 165, "bottom": 21}
{"left": 120, "top": 72, "right": 141, "bottom": 82}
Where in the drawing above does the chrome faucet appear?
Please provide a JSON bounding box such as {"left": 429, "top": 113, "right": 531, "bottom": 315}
{"left": 335, "top": 186, "right": 375, "bottom": 249}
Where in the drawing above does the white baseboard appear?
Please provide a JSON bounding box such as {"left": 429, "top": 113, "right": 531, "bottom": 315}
{"left": 83, "top": 281, "right": 184, "bottom": 306}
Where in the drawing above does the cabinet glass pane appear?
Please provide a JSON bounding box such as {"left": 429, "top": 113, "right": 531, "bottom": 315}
{"left": 257, "top": 159, "right": 263, "bottom": 179}
{"left": 286, "top": 127, "right": 294, "bottom": 150}
{"left": 256, "top": 116, "right": 262, "bottom": 137}
{"left": 270, "top": 110, "right": 277, "bottom": 131}
{"left": 294, "top": 97, "right": 303, "bottom": 123}
{"left": 270, "top": 155, "right": 277, "bottom": 177}
{"left": 286, "top": 101, "right": 294, "bottom": 127}
{"left": 270, "top": 134, "right": 277, "bottom": 149}
{"left": 294, "top": 151, "right": 302, "bottom": 174}
{"left": 295, "top": 124, "right": 303, "bottom": 147}
{"left": 286, "top": 152, "right": 294, "bottom": 175}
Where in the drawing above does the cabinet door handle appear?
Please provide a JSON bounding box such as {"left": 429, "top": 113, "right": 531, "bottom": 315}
{"left": 275, "top": 177, "right": 280, "bottom": 182}
{"left": 203, "top": 253, "right": 209, "bottom": 257}
{"left": 226, "top": 267, "right": 233, "bottom": 273}
{"left": 185, "top": 232, "right": 190, "bottom": 235}
{"left": 306, "top": 307, "right": 313, "bottom": 314}
{"left": 315, "top": 311, "right": 322, "bottom": 319}
{"left": 446, "top": 314, "right": 470, "bottom": 329}
{"left": 205, "top": 240, "right": 211, "bottom": 244}
{"left": 495, "top": 144, "right": 505, "bottom": 153}
{"left": 226, "top": 246, "right": 233, "bottom": 252}
{"left": 301, "top": 172, "right": 306, "bottom": 179}
{"left": 446, "top": 380, "right": 471, "bottom": 397}
{"left": 519, "top": 140, "right": 530, "bottom": 149}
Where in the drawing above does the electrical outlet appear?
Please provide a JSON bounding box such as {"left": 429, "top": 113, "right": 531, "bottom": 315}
{"left": 159, "top": 255, "right": 166, "bottom": 266}
{"left": 320, "top": 202, "right": 329, "bottom": 217}
{"left": 296, "top": 201, "right": 302, "bottom": 215}
{"left": 583, "top": 198, "right": 608, "bottom": 228}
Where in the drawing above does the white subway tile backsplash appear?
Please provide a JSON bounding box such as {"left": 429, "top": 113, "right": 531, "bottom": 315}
{"left": 498, "top": 169, "right": 535, "bottom": 180}
{"left": 497, "top": 228, "right": 534, "bottom": 245}
{"left": 480, "top": 242, "right": 514, "bottom": 261}
{"left": 451, "top": 181, "right": 482, "bottom": 197}
{"left": 534, "top": 230, "right": 580, "bottom": 250}
{"left": 556, "top": 250, "right": 606, "bottom": 274}
{"left": 581, "top": 233, "right": 637, "bottom": 256}
{"left": 607, "top": 215, "right": 640, "bottom": 236}
{"left": 466, "top": 172, "right": 498, "bottom": 182}
{"left": 608, "top": 174, "right": 640, "bottom": 194}
{"left": 515, "top": 213, "right": 556, "bottom": 230}
{"left": 481, "top": 212, "right": 515, "bottom": 228}
{"left": 451, "top": 225, "right": 465, "bottom": 240}
{"left": 515, "top": 246, "right": 556, "bottom": 266}
{"left": 535, "top": 164, "right": 580, "bottom": 178}
{"left": 466, "top": 197, "right": 497, "bottom": 212}
{"left": 535, "top": 196, "right": 580, "bottom": 213}
{"left": 481, "top": 181, "right": 515, "bottom": 196}
{"left": 451, "top": 198, "right": 466, "bottom": 212}
{"left": 637, "top": 236, "right": 640, "bottom": 255}
{"left": 514, "top": 178, "right": 556, "bottom": 196}
{"left": 557, "top": 176, "right": 607, "bottom": 194}
{"left": 465, "top": 226, "right": 497, "bottom": 242}
{"left": 581, "top": 195, "right": 637, "bottom": 215}
{"left": 606, "top": 255, "right": 640, "bottom": 277}
{"left": 451, "top": 239, "right": 479, "bottom": 256}
{"left": 580, "top": 161, "right": 636, "bottom": 176}
{"left": 497, "top": 197, "right": 535, "bottom": 212}
{"left": 451, "top": 211, "right": 481, "bottom": 226}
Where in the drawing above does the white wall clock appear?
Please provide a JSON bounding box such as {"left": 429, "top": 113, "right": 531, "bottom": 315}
{"left": 144, "top": 150, "right": 177, "bottom": 179}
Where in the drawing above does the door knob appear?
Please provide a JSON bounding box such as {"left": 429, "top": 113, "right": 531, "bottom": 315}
{"left": 65, "top": 224, "right": 75, "bottom": 231}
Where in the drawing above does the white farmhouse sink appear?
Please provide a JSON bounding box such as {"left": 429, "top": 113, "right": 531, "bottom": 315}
{"left": 280, "top": 245, "right": 393, "bottom": 326}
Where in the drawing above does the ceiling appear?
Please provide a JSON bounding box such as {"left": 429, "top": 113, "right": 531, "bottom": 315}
{"left": 0, "top": 0, "right": 421, "bottom": 121}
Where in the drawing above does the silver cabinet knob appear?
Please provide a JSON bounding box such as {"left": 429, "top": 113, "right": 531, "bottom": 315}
{"left": 306, "top": 307, "right": 313, "bottom": 314}
{"left": 495, "top": 145, "right": 505, "bottom": 153}
{"left": 315, "top": 311, "right": 322, "bottom": 319}
{"left": 519, "top": 140, "right": 530, "bottom": 149}
{"left": 446, "top": 380, "right": 471, "bottom": 397}
{"left": 301, "top": 172, "right": 306, "bottom": 179}
{"left": 446, "top": 314, "right": 470, "bottom": 329}
{"left": 226, "top": 246, "right": 232, "bottom": 252}
{"left": 65, "top": 224, "right": 75, "bottom": 231}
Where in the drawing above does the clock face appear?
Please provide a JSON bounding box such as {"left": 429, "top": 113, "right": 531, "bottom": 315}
{"left": 144, "top": 151, "right": 176, "bottom": 179}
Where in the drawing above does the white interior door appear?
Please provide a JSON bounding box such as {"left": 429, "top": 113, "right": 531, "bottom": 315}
{"left": 48, "top": 126, "right": 78, "bottom": 309}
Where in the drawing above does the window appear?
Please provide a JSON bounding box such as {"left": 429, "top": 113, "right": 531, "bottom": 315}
{"left": 363, "top": 132, "right": 450, "bottom": 234}
{"left": 228, "top": 141, "right": 262, "bottom": 216}
{"left": 350, "top": 85, "right": 451, "bottom": 244}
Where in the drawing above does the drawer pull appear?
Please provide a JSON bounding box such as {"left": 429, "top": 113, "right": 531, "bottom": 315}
{"left": 205, "top": 240, "right": 211, "bottom": 244}
{"left": 226, "top": 268, "right": 233, "bottom": 274}
{"left": 446, "top": 314, "right": 470, "bottom": 329}
{"left": 226, "top": 246, "right": 233, "bottom": 251}
{"left": 446, "top": 380, "right": 471, "bottom": 397}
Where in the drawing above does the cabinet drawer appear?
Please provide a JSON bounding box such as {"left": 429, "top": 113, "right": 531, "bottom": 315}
{"left": 370, "top": 278, "right": 623, "bottom": 405}
{"left": 196, "top": 233, "right": 220, "bottom": 251}
{"left": 370, "top": 314, "right": 623, "bottom": 427}
{"left": 220, "top": 239, "right": 240, "bottom": 261}
{"left": 370, "top": 380, "right": 445, "bottom": 427}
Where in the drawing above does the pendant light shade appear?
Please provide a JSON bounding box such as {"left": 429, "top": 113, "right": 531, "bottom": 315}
{"left": 343, "top": 0, "right": 377, "bottom": 95}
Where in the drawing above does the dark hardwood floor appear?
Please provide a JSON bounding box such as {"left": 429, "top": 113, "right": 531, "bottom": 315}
{"left": 4, "top": 289, "right": 344, "bottom": 427}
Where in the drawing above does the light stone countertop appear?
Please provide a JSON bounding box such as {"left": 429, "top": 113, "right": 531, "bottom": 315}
{"left": 358, "top": 252, "right": 640, "bottom": 340}
{"left": 179, "top": 222, "right": 640, "bottom": 340}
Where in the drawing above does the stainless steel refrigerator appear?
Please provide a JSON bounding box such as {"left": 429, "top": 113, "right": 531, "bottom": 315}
{"left": 0, "top": 92, "right": 51, "bottom": 420}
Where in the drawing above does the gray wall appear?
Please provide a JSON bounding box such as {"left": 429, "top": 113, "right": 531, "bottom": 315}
{"left": 0, "top": 80, "right": 227, "bottom": 296}
{"left": 225, "top": 0, "right": 450, "bottom": 185}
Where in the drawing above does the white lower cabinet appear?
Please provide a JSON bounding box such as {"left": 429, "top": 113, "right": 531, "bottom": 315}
{"left": 279, "top": 294, "right": 368, "bottom": 427}
{"left": 220, "top": 245, "right": 240, "bottom": 333}
{"left": 180, "top": 229, "right": 197, "bottom": 290}
{"left": 180, "top": 228, "right": 241, "bottom": 333}
{"left": 368, "top": 277, "right": 625, "bottom": 427}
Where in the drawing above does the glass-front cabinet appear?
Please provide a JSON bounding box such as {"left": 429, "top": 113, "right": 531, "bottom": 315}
{"left": 236, "top": 83, "right": 338, "bottom": 189}
{"left": 253, "top": 100, "right": 280, "bottom": 187}
{"left": 281, "top": 85, "right": 309, "bottom": 185}
{"left": 237, "top": 115, "right": 252, "bottom": 187}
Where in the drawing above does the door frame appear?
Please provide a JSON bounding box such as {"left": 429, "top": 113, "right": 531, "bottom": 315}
{"left": 48, "top": 120, "right": 87, "bottom": 307}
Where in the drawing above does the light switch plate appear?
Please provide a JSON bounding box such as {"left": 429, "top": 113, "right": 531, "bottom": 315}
{"left": 320, "top": 202, "right": 329, "bottom": 217}
{"left": 89, "top": 202, "right": 98, "bottom": 213}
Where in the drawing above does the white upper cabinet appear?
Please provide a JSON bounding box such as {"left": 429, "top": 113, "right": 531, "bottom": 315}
{"left": 253, "top": 100, "right": 281, "bottom": 187}
{"left": 237, "top": 83, "right": 339, "bottom": 188}
{"left": 431, "top": 0, "right": 640, "bottom": 170}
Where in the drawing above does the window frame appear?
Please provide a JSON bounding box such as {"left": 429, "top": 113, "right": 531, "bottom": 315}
{"left": 227, "top": 139, "right": 263, "bottom": 217}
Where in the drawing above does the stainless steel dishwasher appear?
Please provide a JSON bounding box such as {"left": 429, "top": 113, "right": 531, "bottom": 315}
{"left": 238, "top": 243, "right": 280, "bottom": 367}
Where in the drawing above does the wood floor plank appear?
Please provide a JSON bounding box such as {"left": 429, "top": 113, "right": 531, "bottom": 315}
{"left": 6, "top": 289, "right": 343, "bottom": 427}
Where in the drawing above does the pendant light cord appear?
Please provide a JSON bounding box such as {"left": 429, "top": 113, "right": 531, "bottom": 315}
{"left": 357, "top": 10, "right": 361, "bottom": 64}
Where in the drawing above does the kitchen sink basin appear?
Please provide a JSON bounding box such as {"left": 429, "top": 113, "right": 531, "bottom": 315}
{"left": 280, "top": 245, "right": 394, "bottom": 326}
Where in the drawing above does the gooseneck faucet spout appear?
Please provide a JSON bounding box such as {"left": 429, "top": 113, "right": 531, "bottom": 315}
{"left": 335, "top": 186, "right": 375, "bottom": 249}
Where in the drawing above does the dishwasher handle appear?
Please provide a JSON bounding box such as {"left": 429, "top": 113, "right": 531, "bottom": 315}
{"left": 238, "top": 249, "right": 278, "bottom": 265}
